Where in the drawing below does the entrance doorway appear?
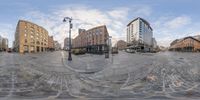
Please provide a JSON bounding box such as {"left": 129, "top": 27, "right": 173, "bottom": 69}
{"left": 37, "top": 46, "right": 40, "bottom": 52}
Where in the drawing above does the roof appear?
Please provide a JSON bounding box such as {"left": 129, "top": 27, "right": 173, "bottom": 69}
{"left": 127, "top": 17, "right": 153, "bottom": 30}
{"left": 18, "top": 19, "right": 48, "bottom": 32}
{"left": 86, "top": 25, "right": 106, "bottom": 31}
{"left": 193, "top": 35, "right": 200, "bottom": 40}
{"left": 183, "top": 36, "right": 200, "bottom": 43}
{"left": 171, "top": 36, "right": 200, "bottom": 47}
{"left": 170, "top": 36, "right": 200, "bottom": 49}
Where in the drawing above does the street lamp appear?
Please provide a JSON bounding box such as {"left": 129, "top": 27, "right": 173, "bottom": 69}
{"left": 63, "top": 17, "right": 73, "bottom": 61}
{"left": 105, "top": 36, "right": 112, "bottom": 58}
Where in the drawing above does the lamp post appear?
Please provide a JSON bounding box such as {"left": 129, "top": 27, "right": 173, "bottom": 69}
{"left": 105, "top": 36, "right": 112, "bottom": 58}
{"left": 63, "top": 17, "right": 73, "bottom": 61}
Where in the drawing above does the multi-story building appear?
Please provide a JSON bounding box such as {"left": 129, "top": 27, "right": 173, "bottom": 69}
{"left": 152, "top": 37, "right": 157, "bottom": 49}
{"left": 54, "top": 41, "right": 61, "bottom": 51}
{"left": 72, "top": 25, "right": 109, "bottom": 54}
{"left": 64, "top": 37, "right": 70, "bottom": 50}
{"left": 115, "top": 40, "right": 127, "bottom": 50}
{"left": 48, "top": 36, "right": 54, "bottom": 51}
{"left": 127, "top": 17, "right": 156, "bottom": 52}
{"left": 2, "top": 38, "right": 8, "bottom": 51}
{"left": 169, "top": 36, "right": 200, "bottom": 52}
{"left": 0, "top": 36, "right": 8, "bottom": 51}
{"left": 14, "top": 20, "right": 49, "bottom": 53}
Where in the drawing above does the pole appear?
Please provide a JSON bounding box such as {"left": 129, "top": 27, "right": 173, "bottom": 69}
{"left": 68, "top": 19, "right": 72, "bottom": 61}
{"left": 105, "top": 36, "right": 109, "bottom": 58}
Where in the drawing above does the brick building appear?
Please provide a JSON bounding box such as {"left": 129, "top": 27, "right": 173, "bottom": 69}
{"left": 115, "top": 40, "right": 127, "bottom": 50}
{"left": 48, "top": 36, "right": 54, "bottom": 51}
{"left": 14, "top": 20, "right": 49, "bottom": 53}
{"left": 169, "top": 36, "right": 200, "bottom": 52}
{"left": 72, "top": 25, "right": 109, "bottom": 54}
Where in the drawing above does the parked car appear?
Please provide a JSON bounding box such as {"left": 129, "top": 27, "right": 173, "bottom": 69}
{"left": 125, "top": 49, "right": 136, "bottom": 53}
{"left": 72, "top": 48, "right": 86, "bottom": 55}
{"left": 7, "top": 48, "right": 12, "bottom": 53}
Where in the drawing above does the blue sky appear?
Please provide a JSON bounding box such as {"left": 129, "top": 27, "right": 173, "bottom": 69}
{"left": 1, "top": 0, "right": 200, "bottom": 47}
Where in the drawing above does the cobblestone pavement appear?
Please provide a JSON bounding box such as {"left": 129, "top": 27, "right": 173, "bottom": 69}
{"left": 0, "top": 51, "right": 200, "bottom": 100}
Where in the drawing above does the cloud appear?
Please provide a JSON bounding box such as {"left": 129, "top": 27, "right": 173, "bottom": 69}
{"left": 6, "top": 4, "right": 198, "bottom": 48}
{"left": 133, "top": 5, "right": 152, "bottom": 16}
{"left": 0, "top": 23, "right": 15, "bottom": 47}
{"left": 165, "top": 16, "right": 191, "bottom": 29}
{"left": 20, "top": 5, "right": 131, "bottom": 47}
{"left": 108, "top": 7, "right": 129, "bottom": 20}
{"left": 152, "top": 15, "right": 193, "bottom": 47}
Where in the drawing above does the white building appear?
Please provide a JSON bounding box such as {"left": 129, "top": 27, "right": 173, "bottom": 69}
{"left": 152, "top": 37, "right": 157, "bottom": 49}
{"left": 127, "top": 17, "right": 155, "bottom": 51}
{"left": 54, "top": 41, "right": 61, "bottom": 51}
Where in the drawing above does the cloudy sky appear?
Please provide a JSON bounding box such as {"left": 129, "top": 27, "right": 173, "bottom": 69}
{"left": 1, "top": 0, "right": 200, "bottom": 47}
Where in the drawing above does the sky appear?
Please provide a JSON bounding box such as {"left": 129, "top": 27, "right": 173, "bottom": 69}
{"left": 1, "top": 0, "right": 200, "bottom": 48}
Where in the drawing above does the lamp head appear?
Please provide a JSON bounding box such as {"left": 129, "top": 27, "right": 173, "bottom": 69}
{"left": 63, "top": 18, "right": 66, "bottom": 22}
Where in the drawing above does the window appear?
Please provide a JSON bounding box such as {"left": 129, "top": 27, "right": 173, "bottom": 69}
{"left": 24, "top": 45, "right": 28, "bottom": 51}
{"left": 37, "top": 41, "right": 40, "bottom": 45}
{"left": 25, "top": 39, "right": 27, "bottom": 43}
{"left": 31, "top": 39, "right": 34, "bottom": 44}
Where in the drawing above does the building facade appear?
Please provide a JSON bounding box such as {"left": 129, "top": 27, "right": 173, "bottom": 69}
{"left": 152, "top": 37, "right": 157, "bottom": 49}
{"left": 127, "top": 17, "right": 155, "bottom": 52}
{"left": 169, "top": 36, "right": 200, "bottom": 52}
{"left": 14, "top": 20, "right": 49, "bottom": 53}
{"left": 115, "top": 40, "right": 127, "bottom": 50}
{"left": 0, "top": 36, "right": 8, "bottom": 51}
{"left": 72, "top": 25, "right": 109, "bottom": 54}
{"left": 64, "top": 37, "right": 69, "bottom": 50}
{"left": 48, "top": 36, "right": 54, "bottom": 51}
{"left": 54, "top": 41, "right": 61, "bottom": 51}
{"left": 2, "top": 38, "right": 8, "bottom": 51}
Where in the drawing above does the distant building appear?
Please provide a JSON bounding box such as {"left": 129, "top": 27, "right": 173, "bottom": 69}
{"left": 14, "top": 20, "right": 49, "bottom": 53}
{"left": 127, "top": 17, "right": 156, "bottom": 52}
{"left": 54, "top": 41, "right": 61, "bottom": 51}
{"left": 64, "top": 37, "right": 70, "bottom": 50}
{"left": 48, "top": 36, "right": 54, "bottom": 51}
{"left": 72, "top": 25, "right": 109, "bottom": 54}
{"left": 159, "top": 46, "right": 167, "bottom": 51}
{"left": 12, "top": 41, "right": 15, "bottom": 50}
{"left": 115, "top": 40, "right": 127, "bottom": 50}
{"left": 170, "top": 39, "right": 179, "bottom": 46}
{"left": 169, "top": 36, "right": 200, "bottom": 52}
{"left": 0, "top": 36, "right": 8, "bottom": 51}
{"left": 2, "top": 37, "right": 8, "bottom": 51}
{"left": 152, "top": 37, "right": 157, "bottom": 49}
{"left": 193, "top": 35, "right": 200, "bottom": 40}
